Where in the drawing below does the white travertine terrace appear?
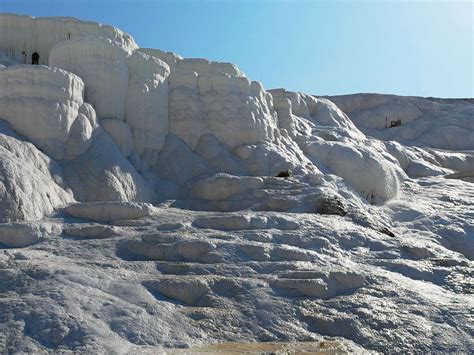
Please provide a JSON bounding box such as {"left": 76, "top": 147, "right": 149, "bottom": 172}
{"left": 0, "top": 12, "right": 472, "bottom": 214}
{"left": 0, "top": 65, "right": 87, "bottom": 160}
{"left": 0, "top": 13, "right": 473, "bottom": 354}
{"left": 126, "top": 51, "right": 170, "bottom": 156}
{"left": 0, "top": 13, "right": 137, "bottom": 66}
{"left": 49, "top": 36, "right": 131, "bottom": 120}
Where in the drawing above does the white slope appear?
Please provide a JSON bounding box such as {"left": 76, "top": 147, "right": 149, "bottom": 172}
{"left": 0, "top": 120, "right": 72, "bottom": 222}
{"left": 0, "top": 12, "right": 472, "bottom": 354}
{"left": 0, "top": 175, "right": 471, "bottom": 353}
{"left": 0, "top": 63, "right": 154, "bottom": 204}
{"left": 329, "top": 93, "right": 474, "bottom": 151}
{"left": 62, "top": 128, "right": 156, "bottom": 203}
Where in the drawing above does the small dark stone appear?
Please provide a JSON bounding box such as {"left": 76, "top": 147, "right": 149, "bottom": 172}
{"left": 378, "top": 226, "right": 396, "bottom": 238}
{"left": 276, "top": 169, "right": 293, "bottom": 178}
{"left": 319, "top": 197, "right": 348, "bottom": 216}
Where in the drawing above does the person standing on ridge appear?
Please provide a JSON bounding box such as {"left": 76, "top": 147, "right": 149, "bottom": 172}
{"left": 32, "top": 52, "right": 39, "bottom": 65}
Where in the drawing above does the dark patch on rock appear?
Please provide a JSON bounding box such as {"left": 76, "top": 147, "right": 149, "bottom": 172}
{"left": 378, "top": 226, "right": 396, "bottom": 238}
{"left": 318, "top": 196, "right": 348, "bottom": 216}
{"left": 276, "top": 169, "right": 293, "bottom": 178}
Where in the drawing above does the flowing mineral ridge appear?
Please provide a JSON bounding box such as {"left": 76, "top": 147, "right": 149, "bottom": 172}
{"left": 0, "top": 13, "right": 472, "bottom": 353}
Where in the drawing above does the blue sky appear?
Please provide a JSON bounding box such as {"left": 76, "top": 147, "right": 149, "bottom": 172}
{"left": 1, "top": 0, "right": 472, "bottom": 98}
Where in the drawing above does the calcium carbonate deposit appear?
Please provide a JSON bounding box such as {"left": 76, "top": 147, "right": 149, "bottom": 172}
{"left": 0, "top": 13, "right": 472, "bottom": 353}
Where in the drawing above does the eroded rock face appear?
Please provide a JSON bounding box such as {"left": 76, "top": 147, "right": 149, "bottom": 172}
{"left": 125, "top": 51, "right": 170, "bottom": 157}
{"left": 101, "top": 119, "right": 134, "bottom": 157}
{"left": 268, "top": 89, "right": 404, "bottom": 203}
{"left": 0, "top": 13, "right": 137, "bottom": 66}
{"left": 329, "top": 93, "right": 474, "bottom": 151}
{"left": 0, "top": 121, "right": 73, "bottom": 222}
{"left": 303, "top": 141, "right": 402, "bottom": 203}
{"left": 0, "top": 65, "right": 155, "bottom": 204}
{"left": 0, "top": 13, "right": 473, "bottom": 355}
{"left": 0, "top": 65, "right": 88, "bottom": 160}
{"left": 50, "top": 39, "right": 172, "bottom": 170}
{"left": 153, "top": 133, "right": 210, "bottom": 187}
{"left": 64, "top": 111, "right": 95, "bottom": 160}
{"left": 176, "top": 58, "right": 244, "bottom": 77}
{"left": 14, "top": 18, "right": 405, "bottom": 206}
{"left": 49, "top": 36, "right": 131, "bottom": 120}
{"left": 270, "top": 89, "right": 363, "bottom": 139}
{"left": 138, "top": 48, "right": 182, "bottom": 70}
{"left": 1, "top": 13, "right": 472, "bottom": 222}
{"left": 62, "top": 129, "right": 156, "bottom": 203}
{"left": 329, "top": 93, "right": 423, "bottom": 130}
{"left": 169, "top": 68, "right": 278, "bottom": 150}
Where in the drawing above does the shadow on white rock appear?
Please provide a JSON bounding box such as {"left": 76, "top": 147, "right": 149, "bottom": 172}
{"left": 63, "top": 129, "right": 156, "bottom": 202}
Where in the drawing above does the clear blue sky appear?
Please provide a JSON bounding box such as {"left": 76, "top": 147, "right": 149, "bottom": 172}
{"left": 1, "top": 0, "right": 472, "bottom": 98}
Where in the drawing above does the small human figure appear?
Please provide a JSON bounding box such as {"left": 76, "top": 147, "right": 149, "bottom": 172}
{"left": 276, "top": 169, "right": 293, "bottom": 179}
{"left": 67, "top": 32, "right": 71, "bottom": 40}
{"left": 32, "top": 52, "right": 39, "bottom": 65}
{"left": 21, "top": 51, "right": 27, "bottom": 64}
{"left": 389, "top": 119, "right": 401, "bottom": 128}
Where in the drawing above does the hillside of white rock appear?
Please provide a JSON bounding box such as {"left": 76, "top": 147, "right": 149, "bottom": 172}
{"left": 0, "top": 13, "right": 472, "bottom": 353}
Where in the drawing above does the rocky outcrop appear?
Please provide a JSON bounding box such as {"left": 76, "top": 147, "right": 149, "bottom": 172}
{"left": 0, "top": 65, "right": 89, "bottom": 160}
{"left": 126, "top": 51, "right": 170, "bottom": 157}
{"left": 328, "top": 93, "right": 474, "bottom": 151}
{"left": 0, "top": 13, "right": 137, "bottom": 66}
{"left": 168, "top": 68, "right": 278, "bottom": 149}
{"left": 0, "top": 13, "right": 472, "bottom": 224}
{"left": 49, "top": 36, "right": 131, "bottom": 120}
{"left": 0, "top": 120, "right": 73, "bottom": 222}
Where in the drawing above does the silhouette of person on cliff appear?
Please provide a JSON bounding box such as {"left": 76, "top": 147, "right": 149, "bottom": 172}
{"left": 32, "top": 52, "right": 39, "bottom": 65}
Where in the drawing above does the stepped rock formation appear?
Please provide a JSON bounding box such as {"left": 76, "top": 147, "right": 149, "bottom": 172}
{"left": 0, "top": 121, "right": 72, "bottom": 223}
{"left": 5, "top": 13, "right": 472, "bottom": 213}
{"left": 0, "top": 65, "right": 86, "bottom": 160}
{"left": 0, "top": 13, "right": 472, "bottom": 353}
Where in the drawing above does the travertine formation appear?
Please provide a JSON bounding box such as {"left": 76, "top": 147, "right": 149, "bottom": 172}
{"left": 0, "top": 65, "right": 87, "bottom": 159}
{"left": 0, "top": 14, "right": 472, "bottom": 353}
{"left": 0, "top": 13, "right": 137, "bottom": 66}
{"left": 0, "top": 13, "right": 472, "bottom": 222}
{"left": 0, "top": 120, "right": 73, "bottom": 223}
